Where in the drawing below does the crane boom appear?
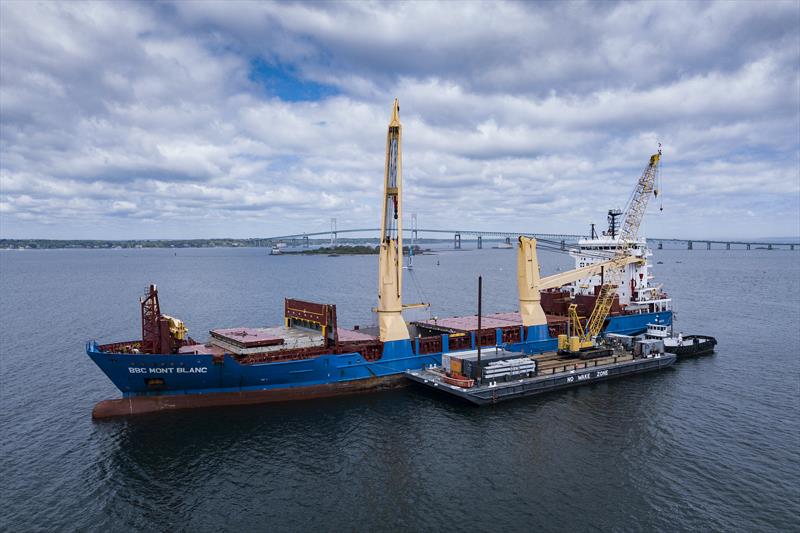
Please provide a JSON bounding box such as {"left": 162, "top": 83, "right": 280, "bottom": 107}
{"left": 581, "top": 150, "right": 662, "bottom": 344}
{"left": 376, "top": 99, "right": 410, "bottom": 342}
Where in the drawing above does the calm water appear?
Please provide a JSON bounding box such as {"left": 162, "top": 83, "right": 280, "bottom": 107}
{"left": 1, "top": 247, "right": 798, "bottom": 532}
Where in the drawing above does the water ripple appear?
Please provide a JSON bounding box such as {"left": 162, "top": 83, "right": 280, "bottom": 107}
{"left": 1, "top": 248, "right": 798, "bottom": 531}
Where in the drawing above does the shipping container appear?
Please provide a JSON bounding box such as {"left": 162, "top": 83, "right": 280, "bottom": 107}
{"left": 450, "top": 356, "right": 462, "bottom": 376}
{"left": 451, "top": 348, "right": 530, "bottom": 379}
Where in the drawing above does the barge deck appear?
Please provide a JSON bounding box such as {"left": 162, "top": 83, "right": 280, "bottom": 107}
{"left": 405, "top": 351, "right": 676, "bottom": 405}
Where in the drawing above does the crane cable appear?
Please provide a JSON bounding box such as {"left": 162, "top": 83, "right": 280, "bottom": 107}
{"left": 405, "top": 261, "right": 432, "bottom": 320}
{"left": 658, "top": 144, "right": 664, "bottom": 211}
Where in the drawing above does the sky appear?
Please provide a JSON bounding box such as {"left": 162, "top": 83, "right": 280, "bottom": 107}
{"left": 1, "top": 0, "right": 798, "bottom": 240}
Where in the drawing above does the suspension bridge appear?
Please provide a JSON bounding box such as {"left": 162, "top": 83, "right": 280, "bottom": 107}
{"left": 255, "top": 225, "right": 798, "bottom": 251}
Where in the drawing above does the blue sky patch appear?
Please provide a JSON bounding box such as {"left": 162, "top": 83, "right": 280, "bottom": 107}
{"left": 249, "top": 59, "right": 338, "bottom": 102}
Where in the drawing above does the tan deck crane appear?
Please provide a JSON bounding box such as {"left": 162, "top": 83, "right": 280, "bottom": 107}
{"left": 376, "top": 99, "right": 410, "bottom": 342}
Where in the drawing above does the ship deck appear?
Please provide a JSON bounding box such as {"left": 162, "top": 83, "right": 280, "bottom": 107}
{"left": 411, "top": 312, "right": 569, "bottom": 335}
{"left": 177, "top": 326, "right": 378, "bottom": 358}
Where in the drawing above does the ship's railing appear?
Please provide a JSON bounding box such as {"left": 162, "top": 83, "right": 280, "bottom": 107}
{"left": 95, "top": 340, "right": 143, "bottom": 354}
{"left": 415, "top": 327, "right": 523, "bottom": 355}
{"left": 418, "top": 336, "right": 442, "bottom": 355}
{"left": 449, "top": 334, "right": 472, "bottom": 351}
{"left": 501, "top": 328, "right": 522, "bottom": 344}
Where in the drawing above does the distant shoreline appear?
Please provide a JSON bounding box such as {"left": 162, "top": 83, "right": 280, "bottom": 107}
{"left": 1, "top": 239, "right": 270, "bottom": 250}
{"left": 297, "top": 245, "right": 379, "bottom": 255}
{"left": 0, "top": 239, "right": 440, "bottom": 250}
{"left": 0, "top": 238, "right": 393, "bottom": 250}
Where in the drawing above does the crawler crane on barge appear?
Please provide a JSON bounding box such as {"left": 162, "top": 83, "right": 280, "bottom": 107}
{"left": 565, "top": 148, "right": 662, "bottom": 352}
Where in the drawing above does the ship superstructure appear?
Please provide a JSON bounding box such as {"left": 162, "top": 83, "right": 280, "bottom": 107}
{"left": 568, "top": 214, "right": 671, "bottom": 315}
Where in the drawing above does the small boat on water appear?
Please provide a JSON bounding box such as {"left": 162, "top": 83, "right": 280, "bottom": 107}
{"left": 646, "top": 323, "right": 716, "bottom": 358}
{"left": 664, "top": 335, "right": 717, "bottom": 357}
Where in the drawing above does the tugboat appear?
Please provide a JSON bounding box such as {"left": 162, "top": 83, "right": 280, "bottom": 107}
{"left": 646, "top": 323, "right": 717, "bottom": 358}
{"left": 665, "top": 335, "right": 717, "bottom": 357}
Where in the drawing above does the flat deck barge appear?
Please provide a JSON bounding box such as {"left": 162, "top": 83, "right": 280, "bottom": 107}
{"left": 405, "top": 350, "right": 676, "bottom": 405}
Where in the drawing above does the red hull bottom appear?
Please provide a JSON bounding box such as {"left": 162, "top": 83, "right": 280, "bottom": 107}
{"left": 92, "top": 376, "right": 409, "bottom": 419}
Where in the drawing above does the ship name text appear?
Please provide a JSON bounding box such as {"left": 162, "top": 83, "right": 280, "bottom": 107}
{"left": 128, "top": 367, "right": 208, "bottom": 374}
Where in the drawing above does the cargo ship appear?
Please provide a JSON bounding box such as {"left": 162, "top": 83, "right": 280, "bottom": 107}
{"left": 87, "top": 100, "right": 672, "bottom": 418}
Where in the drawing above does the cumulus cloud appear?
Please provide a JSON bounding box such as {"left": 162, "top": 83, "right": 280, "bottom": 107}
{"left": 0, "top": 0, "right": 798, "bottom": 239}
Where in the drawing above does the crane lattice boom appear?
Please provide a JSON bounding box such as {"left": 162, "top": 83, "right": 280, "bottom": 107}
{"left": 582, "top": 151, "right": 661, "bottom": 343}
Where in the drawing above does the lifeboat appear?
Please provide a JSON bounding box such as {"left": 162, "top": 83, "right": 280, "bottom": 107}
{"left": 443, "top": 374, "right": 475, "bottom": 388}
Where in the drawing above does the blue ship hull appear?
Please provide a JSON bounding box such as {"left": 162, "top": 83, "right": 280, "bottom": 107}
{"left": 87, "top": 311, "right": 671, "bottom": 417}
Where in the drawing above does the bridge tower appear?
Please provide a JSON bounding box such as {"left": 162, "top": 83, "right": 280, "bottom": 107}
{"left": 330, "top": 218, "right": 337, "bottom": 246}
{"left": 408, "top": 213, "right": 418, "bottom": 269}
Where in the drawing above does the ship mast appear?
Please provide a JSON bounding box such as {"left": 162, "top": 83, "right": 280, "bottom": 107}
{"left": 377, "top": 99, "right": 410, "bottom": 342}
